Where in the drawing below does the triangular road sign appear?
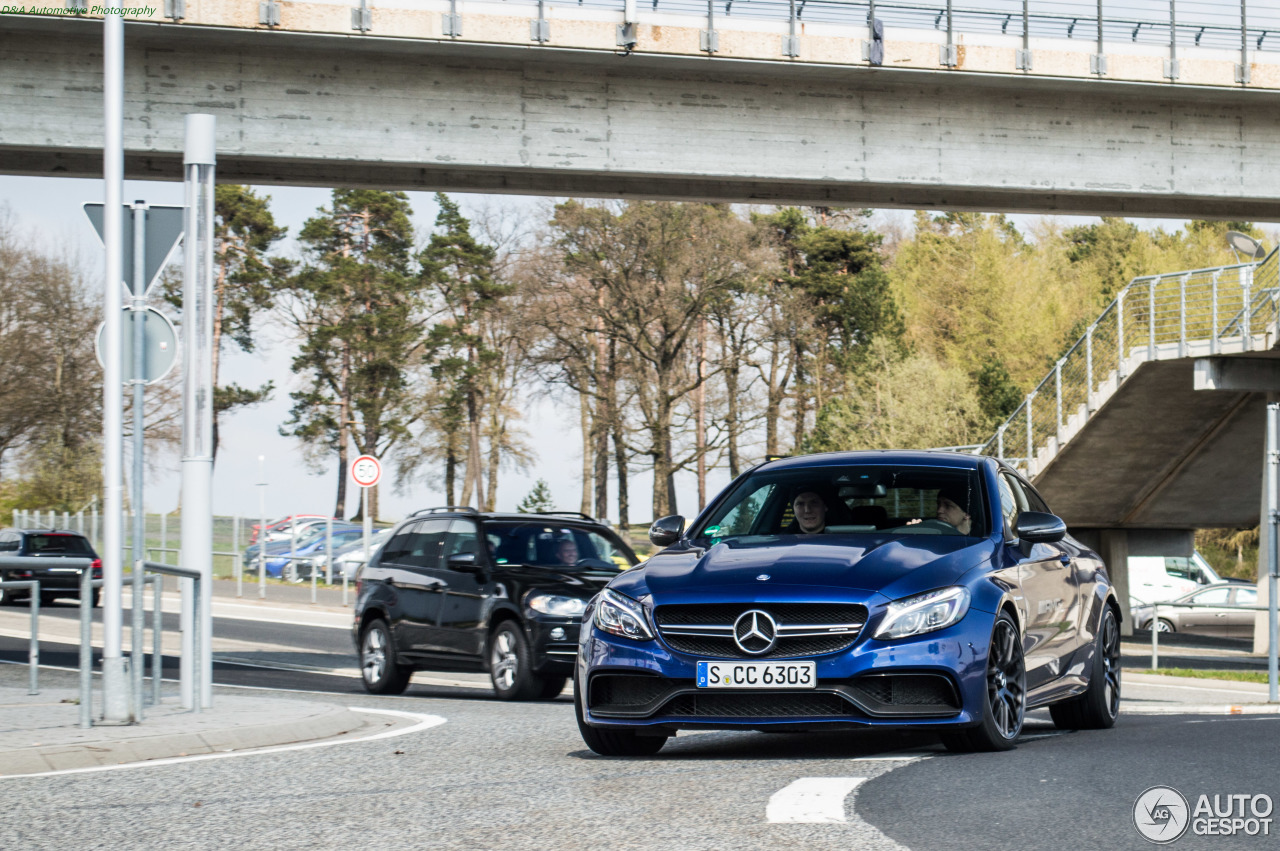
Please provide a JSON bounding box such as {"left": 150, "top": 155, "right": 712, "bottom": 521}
{"left": 84, "top": 204, "right": 185, "bottom": 297}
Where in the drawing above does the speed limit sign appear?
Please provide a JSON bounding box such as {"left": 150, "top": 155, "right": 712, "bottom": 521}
{"left": 351, "top": 455, "right": 382, "bottom": 488}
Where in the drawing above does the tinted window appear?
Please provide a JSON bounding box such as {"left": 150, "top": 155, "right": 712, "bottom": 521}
{"left": 25, "top": 534, "right": 93, "bottom": 555}
{"left": 697, "top": 464, "right": 989, "bottom": 541}
{"left": 484, "top": 522, "right": 636, "bottom": 570}
{"left": 401, "top": 519, "right": 449, "bottom": 569}
{"left": 444, "top": 520, "right": 481, "bottom": 562}
{"left": 379, "top": 522, "right": 420, "bottom": 564}
{"left": 0, "top": 533, "right": 17, "bottom": 553}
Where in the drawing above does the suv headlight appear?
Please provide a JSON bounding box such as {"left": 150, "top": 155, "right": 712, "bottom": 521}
{"left": 593, "top": 589, "right": 655, "bottom": 641}
{"left": 527, "top": 593, "right": 587, "bottom": 617}
{"left": 874, "top": 586, "right": 970, "bottom": 640}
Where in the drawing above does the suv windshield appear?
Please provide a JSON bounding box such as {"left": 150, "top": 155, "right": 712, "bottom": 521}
{"left": 485, "top": 522, "right": 638, "bottom": 571}
{"left": 696, "top": 464, "right": 989, "bottom": 544}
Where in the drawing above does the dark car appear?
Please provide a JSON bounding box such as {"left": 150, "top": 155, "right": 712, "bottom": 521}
{"left": 574, "top": 451, "right": 1122, "bottom": 756}
{"left": 353, "top": 507, "right": 639, "bottom": 700}
{"left": 0, "top": 528, "right": 103, "bottom": 606}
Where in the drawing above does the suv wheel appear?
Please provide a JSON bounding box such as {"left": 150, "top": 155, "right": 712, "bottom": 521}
{"left": 489, "top": 621, "right": 557, "bottom": 701}
{"left": 360, "top": 619, "right": 411, "bottom": 695}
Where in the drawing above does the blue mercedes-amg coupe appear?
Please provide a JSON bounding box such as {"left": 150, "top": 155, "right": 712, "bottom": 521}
{"left": 574, "top": 451, "right": 1121, "bottom": 755}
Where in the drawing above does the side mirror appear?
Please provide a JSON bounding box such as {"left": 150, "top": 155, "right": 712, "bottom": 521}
{"left": 649, "top": 515, "right": 685, "bottom": 548}
{"left": 446, "top": 552, "right": 482, "bottom": 573}
{"left": 1015, "top": 511, "right": 1067, "bottom": 544}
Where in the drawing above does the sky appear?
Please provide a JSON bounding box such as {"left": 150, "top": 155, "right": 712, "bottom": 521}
{"left": 1, "top": 172, "right": 1266, "bottom": 527}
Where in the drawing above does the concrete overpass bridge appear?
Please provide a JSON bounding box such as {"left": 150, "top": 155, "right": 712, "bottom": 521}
{"left": 4, "top": 1, "right": 1280, "bottom": 217}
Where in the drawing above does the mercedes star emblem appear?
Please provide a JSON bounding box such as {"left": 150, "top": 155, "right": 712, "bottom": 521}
{"left": 733, "top": 609, "right": 778, "bottom": 655}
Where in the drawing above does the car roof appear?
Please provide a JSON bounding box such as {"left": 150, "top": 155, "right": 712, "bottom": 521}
{"left": 6, "top": 528, "right": 91, "bottom": 537}
{"left": 753, "top": 450, "right": 987, "bottom": 473}
{"left": 402, "top": 509, "right": 610, "bottom": 528}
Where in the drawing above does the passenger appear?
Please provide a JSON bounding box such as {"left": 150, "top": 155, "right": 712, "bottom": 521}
{"left": 789, "top": 485, "right": 831, "bottom": 535}
{"left": 935, "top": 485, "right": 973, "bottom": 535}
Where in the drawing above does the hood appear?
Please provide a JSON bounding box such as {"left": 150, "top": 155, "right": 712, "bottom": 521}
{"left": 610, "top": 534, "right": 992, "bottom": 604}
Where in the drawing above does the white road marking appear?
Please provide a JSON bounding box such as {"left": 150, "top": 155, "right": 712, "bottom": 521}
{"left": 0, "top": 707, "right": 446, "bottom": 780}
{"left": 767, "top": 777, "right": 867, "bottom": 823}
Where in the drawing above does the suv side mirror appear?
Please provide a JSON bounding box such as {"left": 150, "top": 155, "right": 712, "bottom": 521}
{"left": 447, "top": 552, "right": 482, "bottom": 573}
{"left": 649, "top": 515, "right": 685, "bottom": 548}
{"left": 1015, "top": 511, "right": 1067, "bottom": 544}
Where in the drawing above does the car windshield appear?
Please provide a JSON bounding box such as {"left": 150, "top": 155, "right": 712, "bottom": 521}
{"left": 695, "top": 464, "right": 989, "bottom": 544}
{"left": 484, "top": 521, "right": 638, "bottom": 571}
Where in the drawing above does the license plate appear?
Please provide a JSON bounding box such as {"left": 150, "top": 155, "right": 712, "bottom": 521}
{"left": 696, "top": 661, "right": 815, "bottom": 689}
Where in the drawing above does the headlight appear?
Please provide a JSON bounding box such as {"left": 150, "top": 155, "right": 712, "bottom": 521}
{"left": 527, "top": 593, "right": 588, "bottom": 617}
{"left": 593, "top": 589, "right": 655, "bottom": 641}
{"left": 874, "top": 586, "right": 970, "bottom": 640}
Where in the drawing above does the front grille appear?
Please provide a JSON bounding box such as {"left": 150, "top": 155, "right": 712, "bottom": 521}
{"left": 590, "top": 675, "right": 675, "bottom": 709}
{"left": 654, "top": 603, "right": 867, "bottom": 660}
{"left": 660, "top": 692, "right": 852, "bottom": 718}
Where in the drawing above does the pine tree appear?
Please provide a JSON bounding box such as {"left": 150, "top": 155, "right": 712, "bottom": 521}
{"left": 517, "top": 479, "right": 556, "bottom": 513}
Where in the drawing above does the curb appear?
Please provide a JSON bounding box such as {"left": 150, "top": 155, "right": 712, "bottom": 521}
{"left": 1122, "top": 704, "right": 1280, "bottom": 716}
{"left": 0, "top": 701, "right": 369, "bottom": 777}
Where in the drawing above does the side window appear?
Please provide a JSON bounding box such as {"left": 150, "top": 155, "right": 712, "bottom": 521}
{"left": 1192, "top": 587, "right": 1230, "bottom": 605}
{"left": 996, "top": 473, "right": 1020, "bottom": 540}
{"left": 403, "top": 519, "right": 450, "bottom": 569}
{"left": 1164, "top": 558, "right": 1192, "bottom": 582}
{"left": 1236, "top": 588, "right": 1258, "bottom": 606}
{"left": 378, "top": 522, "right": 420, "bottom": 565}
{"left": 443, "top": 519, "right": 481, "bottom": 563}
{"left": 0, "top": 533, "right": 16, "bottom": 552}
{"left": 1021, "top": 483, "right": 1052, "bottom": 515}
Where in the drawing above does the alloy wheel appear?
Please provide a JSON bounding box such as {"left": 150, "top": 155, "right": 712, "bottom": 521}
{"left": 362, "top": 626, "right": 387, "bottom": 685}
{"left": 987, "top": 618, "right": 1026, "bottom": 739}
{"left": 1101, "top": 612, "right": 1121, "bottom": 718}
{"left": 491, "top": 630, "right": 518, "bottom": 691}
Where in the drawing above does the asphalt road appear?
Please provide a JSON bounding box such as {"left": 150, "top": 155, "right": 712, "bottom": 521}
{"left": 2, "top": 605, "right": 1277, "bottom": 849}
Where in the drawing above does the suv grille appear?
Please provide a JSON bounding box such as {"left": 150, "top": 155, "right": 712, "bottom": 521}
{"left": 654, "top": 603, "right": 867, "bottom": 659}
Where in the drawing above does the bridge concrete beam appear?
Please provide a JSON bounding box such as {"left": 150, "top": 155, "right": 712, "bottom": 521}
{"left": 4, "top": 18, "right": 1280, "bottom": 217}
{"left": 1194, "top": 357, "right": 1280, "bottom": 391}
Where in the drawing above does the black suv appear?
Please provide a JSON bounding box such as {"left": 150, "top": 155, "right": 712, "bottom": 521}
{"left": 353, "top": 508, "right": 639, "bottom": 700}
{"left": 0, "top": 528, "right": 103, "bottom": 606}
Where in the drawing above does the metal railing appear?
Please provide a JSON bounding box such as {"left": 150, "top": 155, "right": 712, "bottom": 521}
{"left": 142, "top": 560, "right": 204, "bottom": 713}
{"left": 0, "top": 579, "right": 40, "bottom": 695}
{"left": 1142, "top": 599, "right": 1269, "bottom": 671}
{"left": 979, "top": 247, "right": 1280, "bottom": 477}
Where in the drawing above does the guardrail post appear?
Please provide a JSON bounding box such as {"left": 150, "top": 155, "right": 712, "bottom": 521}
{"left": 1164, "top": 0, "right": 1180, "bottom": 80}
{"left": 1211, "top": 270, "right": 1220, "bottom": 354}
{"left": 1237, "top": 0, "right": 1251, "bottom": 84}
{"left": 1179, "top": 273, "right": 1188, "bottom": 357}
{"left": 1054, "top": 361, "right": 1063, "bottom": 442}
{"left": 151, "top": 574, "right": 161, "bottom": 706}
{"left": 996, "top": 424, "right": 1005, "bottom": 461}
{"left": 1151, "top": 603, "right": 1159, "bottom": 669}
{"left": 1025, "top": 394, "right": 1035, "bottom": 475}
{"left": 80, "top": 567, "right": 92, "bottom": 728}
{"left": 1092, "top": 0, "right": 1107, "bottom": 74}
{"left": 940, "top": 0, "right": 957, "bottom": 66}
{"left": 1148, "top": 277, "right": 1157, "bottom": 360}
{"left": 1244, "top": 264, "right": 1254, "bottom": 351}
{"left": 1085, "top": 326, "right": 1095, "bottom": 410}
{"left": 701, "top": 0, "right": 718, "bottom": 52}
{"left": 1016, "top": 0, "right": 1031, "bottom": 70}
{"left": 1117, "top": 291, "right": 1127, "bottom": 378}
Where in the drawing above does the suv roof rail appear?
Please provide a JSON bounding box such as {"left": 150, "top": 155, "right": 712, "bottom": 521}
{"left": 410, "top": 506, "right": 480, "bottom": 517}
{"left": 532, "top": 511, "right": 599, "bottom": 523}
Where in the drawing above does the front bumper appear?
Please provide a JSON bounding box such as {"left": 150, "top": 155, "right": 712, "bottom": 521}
{"left": 528, "top": 616, "right": 583, "bottom": 674}
{"left": 578, "top": 618, "right": 992, "bottom": 731}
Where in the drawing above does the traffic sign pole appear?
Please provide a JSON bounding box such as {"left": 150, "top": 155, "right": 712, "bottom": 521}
{"left": 130, "top": 201, "right": 146, "bottom": 721}
{"left": 351, "top": 456, "right": 382, "bottom": 584}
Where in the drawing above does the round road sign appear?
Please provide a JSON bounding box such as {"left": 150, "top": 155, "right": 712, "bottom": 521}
{"left": 351, "top": 455, "right": 382, "bottom": 488}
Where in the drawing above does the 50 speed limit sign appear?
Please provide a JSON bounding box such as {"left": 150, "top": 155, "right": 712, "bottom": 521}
{"left": 350, "top": 455, "right": 382, "bottom": 488}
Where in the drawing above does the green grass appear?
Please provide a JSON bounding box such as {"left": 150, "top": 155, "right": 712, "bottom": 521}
{"left": 1138, "top": 668, "right": 1270, "bottom": 684}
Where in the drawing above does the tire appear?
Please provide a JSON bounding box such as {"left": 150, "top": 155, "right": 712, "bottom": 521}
{"left": 40, "top": 592, "right": 58, "bottom": 607}
{"left": 1050, "top": 605, "right": 1121, "bottom": 731}
{"left": 360, "top": 619, "right": 412, "bottom": 695}
{"left": 538, "top": 676, "right": 568, "bottom": 700}
{"left": 1155, "top": 618, "right": 1175, "bottom": 634}
{"left": 942, "top": 611, "right": 1026, "bottom": 753}
{"left": 488, "top": 621, "right": 546, "bottom": 701}
{"left": 574, "top": 675, "right": 668, "bottom": 756}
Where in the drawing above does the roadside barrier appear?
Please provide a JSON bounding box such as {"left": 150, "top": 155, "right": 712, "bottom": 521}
{"left": 0, "top": 577, "right": 39, "bottom": 695}
{"left": 1145, "top": 600, "right": 1268, "bottom": 670}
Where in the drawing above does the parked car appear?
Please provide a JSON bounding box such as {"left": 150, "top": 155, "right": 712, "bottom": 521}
{"left": 574, "top": 451, "right": 1122, "bottom": 756}
{"left": 270, "top": 526, "right": 370, "bottom": 582}
{"left": 1131, "top": 583, "right": 1259, "bottom": 638}
{"left": 329, "top": 527, "right": 394, "bottom": 581}
{"left": 242, "top": 518, "right": 353, "bottom": 566}
{"left": 249, "top": 514, "right": 327, "bottom": 545}
{"left": 0, "top": 528, "right": 103, "bottom": 606}
{"left": 353, "top": 508, "right": 639, "bottom": 700}
{"left": 243, "top": 523, "right": 360, "bottom": 579}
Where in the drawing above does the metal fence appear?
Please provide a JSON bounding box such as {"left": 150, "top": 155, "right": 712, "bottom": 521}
{"left": 980, "top": 246, "right": 1280, "bottom": 476}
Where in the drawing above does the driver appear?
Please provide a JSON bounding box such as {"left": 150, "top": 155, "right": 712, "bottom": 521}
{"left": 553, "top": 535, "right": 580, "bottom": 565}
{"left": 935, "top": 485, "right": 973, "bottom": 535}
{"left": 789, "top": 485, "right": 830, "bottom": 535}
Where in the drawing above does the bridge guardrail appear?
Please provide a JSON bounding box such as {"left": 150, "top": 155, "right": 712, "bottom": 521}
{"left": 1141, "top": 599, "right": 1271, "bottom": 671}
{"left": 980, "top": 247, "right": 1280, "bottom": 477}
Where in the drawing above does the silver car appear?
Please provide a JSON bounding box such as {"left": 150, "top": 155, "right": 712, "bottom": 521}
{"left": 1131, "top": 583, "right": 1259, "bottom": 638}
{"left": 329, "top": 527, "right": 393, "bottom": 580}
